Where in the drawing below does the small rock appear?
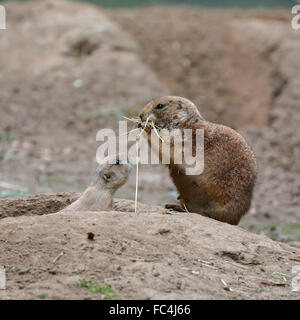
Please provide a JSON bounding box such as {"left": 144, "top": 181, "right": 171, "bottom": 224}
{"left": 72, "top": 79, "right": 82, "bottom": 88}
{"left": 18, "top": 269, "right": 30, "bottom": 275}
{"left": 87, "top": 232, "right": 95, "bottom": 241}
{"left": 157, "top": 228, "right": 171, "bottom": 235}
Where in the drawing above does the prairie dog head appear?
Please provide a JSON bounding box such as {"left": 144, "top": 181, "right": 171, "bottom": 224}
{"left": 138, "top": 96, "right": 204, "bottom": 131}
{"left": 92, "top": 157, "right": 132, "bottom": 191}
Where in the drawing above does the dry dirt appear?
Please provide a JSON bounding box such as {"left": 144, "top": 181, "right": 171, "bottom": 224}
{"left": 0, "top": 194, "right": 300, "bottom": 300}
{"left": 0, "top": 0, "right": 300, "bottom": 299}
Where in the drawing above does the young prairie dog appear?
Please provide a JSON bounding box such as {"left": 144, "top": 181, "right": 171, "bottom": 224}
{"left": 61, "top": 157, "right": 132, "bottom": 212}
{"left": 138, "top": 96, "right": 257, "bottom": 225}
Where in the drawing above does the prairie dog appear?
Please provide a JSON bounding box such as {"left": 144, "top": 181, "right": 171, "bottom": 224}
{"left": 61, "top": 157, "right": 132, "bottom": 212}
{"left": 138, "top": 96, "right": 257, "bottom": 225}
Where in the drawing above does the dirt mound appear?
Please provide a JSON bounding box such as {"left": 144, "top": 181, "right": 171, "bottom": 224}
{"left": 0, "top": 195, "right": 299, "bottom": 300}
{"left": 0, "top": 192, "right": 163, "bottom": 219}
{"left": 0, "top": 193, "right": 79, "bottom": 219}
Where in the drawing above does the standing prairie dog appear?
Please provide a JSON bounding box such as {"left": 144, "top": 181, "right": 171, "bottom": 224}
{"left": 61, "top": 157, "right": 132, "bottom": 212}
{"left": 138, "top": 96, "right": 257, "bottom": 225}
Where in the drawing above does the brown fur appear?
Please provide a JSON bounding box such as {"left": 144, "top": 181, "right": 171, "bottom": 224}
{"left": 61, "top": 157, "right": 132, "bottom": 212}
{"left": 138, "top": 96, "right": 257, "bottom": 225}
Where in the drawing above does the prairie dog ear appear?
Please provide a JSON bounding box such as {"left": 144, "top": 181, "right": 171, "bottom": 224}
{"left": 103, "top": 173, "right": 111, "bottom": 182}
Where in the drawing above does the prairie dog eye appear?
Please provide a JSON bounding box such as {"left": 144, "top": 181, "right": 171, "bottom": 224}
{"left": 156, "top": 103, "right": 165, "bottom": 109}
{"left": 115, "top": 160, "right": 120, "bottom": 165}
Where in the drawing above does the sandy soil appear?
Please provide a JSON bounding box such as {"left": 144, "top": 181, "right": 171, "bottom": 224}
{"left": 0, "top": 194, "right": 300, "bottom": 300}
{"left": 0, "top": 0, "right": 300, "bottom": 299}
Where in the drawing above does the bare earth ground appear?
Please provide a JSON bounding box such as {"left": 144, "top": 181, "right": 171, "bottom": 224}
{"left": 0, "top": 0, "right": 300, "bottom": 299}
{"left": 1, "top": 194, "right": 300, "bottom": 300}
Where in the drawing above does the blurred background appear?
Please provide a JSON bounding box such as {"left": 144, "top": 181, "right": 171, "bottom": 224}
{"left": 0, "top": 0, "right": 299, "bottom": 245}
{"left": 0, "top": 0, "right": 294, "bottom": 8}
